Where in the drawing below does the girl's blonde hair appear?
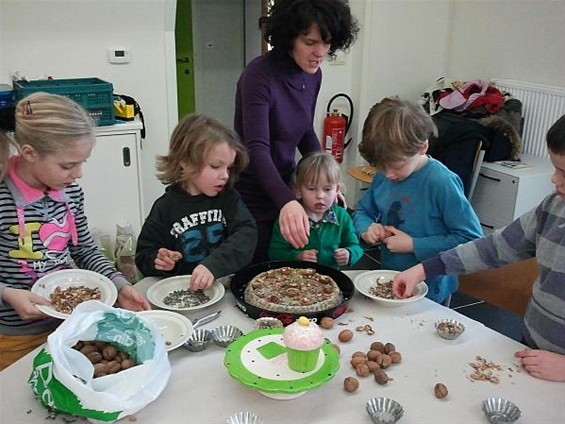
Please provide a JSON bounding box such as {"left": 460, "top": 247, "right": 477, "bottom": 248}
{"left": 294, "top": 151, "right": 342, "bottom": 188}
{"left": 14, "top": 92, "right": 94, "bottom": 155}
{"left": 0, "top": 131, "right": 16, "bottom": 179}
{"left": 359, "top": 97, "right": 437, "bottom": 170}
{"left": 156, "top": 113, "right": 248, "bottom": 185}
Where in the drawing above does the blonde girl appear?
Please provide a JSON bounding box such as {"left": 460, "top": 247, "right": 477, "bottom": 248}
{"left": 135, "top": 114, "right": 257, "bottom": 291}
{"left": 0, "top": 92, "right": 150, "bottom": 371}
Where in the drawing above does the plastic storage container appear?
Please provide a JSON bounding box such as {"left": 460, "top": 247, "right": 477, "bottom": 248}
{"left": 13, "top": 77, "right": 115, "bottom": 126}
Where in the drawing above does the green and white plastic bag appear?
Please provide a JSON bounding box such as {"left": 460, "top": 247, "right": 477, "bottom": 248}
{"left": 28, "top": 301, "right": 171, "bottom": 423}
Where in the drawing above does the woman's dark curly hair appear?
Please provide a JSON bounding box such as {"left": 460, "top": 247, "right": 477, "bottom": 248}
{"left": 260, "top": 0, "right": 359, "bottom": 59}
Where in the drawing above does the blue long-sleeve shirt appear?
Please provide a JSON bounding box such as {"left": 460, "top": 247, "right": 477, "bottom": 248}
{"left": 353, "top": 157, "right": 483, "bottom": 302}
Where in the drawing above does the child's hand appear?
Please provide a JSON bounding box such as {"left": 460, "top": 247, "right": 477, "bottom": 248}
{"left": 117, "top": 285, "right": 151, "bottom": 311}
{"left": 361, "top": 223, "right": 387, "bottom": 244}
{"left": 190, "top": 264, "right": 215, "bottom": 291}
{"left": 515, "top": 348, "right": 565, "bottom": 381}
{"left": 298, "top": 249, "right": 318, "bottom": 263}
{"left": 2, "top": 287, "right": 51, "bottom": 321}
{"left": 280, "top": 200, "right": 310, "bottom": 249}
{"left": 334, "top": 248, "right": 350, "bottom": 266}
{"left": 382, "top": 226, "right": 413, "bottom": 253}
{"left": 392, "top": 264, "right": 425, "bottom": 299}
{"left": 155, "top": 248, "right": 182, "bottom": 271}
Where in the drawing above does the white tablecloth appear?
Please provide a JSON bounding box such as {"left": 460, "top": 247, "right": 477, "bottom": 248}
{"left": 1, "top": 271, "right": 564, "bottom": 424}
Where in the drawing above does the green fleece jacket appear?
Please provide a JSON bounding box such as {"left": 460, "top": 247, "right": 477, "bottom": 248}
{"left": 268, "top": 205, "right": 363, "bottom": 269}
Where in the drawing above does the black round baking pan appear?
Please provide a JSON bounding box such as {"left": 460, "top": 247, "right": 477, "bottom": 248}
{"left": 230, "top": 260, "right": 354, "bottom": 325}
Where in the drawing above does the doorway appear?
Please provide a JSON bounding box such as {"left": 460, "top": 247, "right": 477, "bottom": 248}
{"left": 175, "top": 0, "right": 249, "bottom": 126}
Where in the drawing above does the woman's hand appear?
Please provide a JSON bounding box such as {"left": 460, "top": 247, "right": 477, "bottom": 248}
{"left": 515, "top": 348, "right": 565, "bottom": 381}
{"left": 2, "top": 287, "right": 50, "bottom": 321}
{"left": 155, "top": 248, "right": 182, "bottom": 271}
{"left": 190, "top": 264, "right": 215, "bottom": 291}
{"left": 117, "top": 285, "right": 151, "bottom": 311}
{"left": 383, "top": 226, "right": 413, "bottom": 253}
{"left": 279, "top": 200, "right": 310, "bottom": 249}
{"left": 392, "top": 264, "right": 426, "bottom": 299}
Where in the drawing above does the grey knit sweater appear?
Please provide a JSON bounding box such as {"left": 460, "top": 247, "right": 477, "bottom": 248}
{"left": 423, "top": 193, "right": 565, "bottom": 353}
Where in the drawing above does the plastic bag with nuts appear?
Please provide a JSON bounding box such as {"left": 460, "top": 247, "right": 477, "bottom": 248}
{"left": 28, "top": 301, "right": 171, "bottom": 423}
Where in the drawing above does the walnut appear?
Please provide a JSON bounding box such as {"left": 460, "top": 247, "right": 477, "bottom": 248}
{"left": 320, "top": 317, "right": 335, "bottom": 329}
{"left": 355, "top": 363, "right": 370, "bottom": 377}
{"left": 370, "top": 341, "right": 385, "bottom": 352}
{"left": 389, "top": 351, "right": 402, "bottom": 364}
{"left": 434, "top": 383, "right": 448, "bottom": 399}
{"left": 338, "top": 329, "right": 353, "bottom": 342}
{"left": 343, "top": 377, "right": 359, "bottom": 393}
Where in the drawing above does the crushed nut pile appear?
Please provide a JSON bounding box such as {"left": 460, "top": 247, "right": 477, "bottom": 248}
{"left": 50, "top": 286, "right": 101, "bottom": 314}
{"left": 369, "top": 279, "right": 396, "bottom": 299}
{"left": 163, "top": 289, "right": 210, "bottom": 308}
{"left": 468, "top": 355, "right": 503, "bottom": 384}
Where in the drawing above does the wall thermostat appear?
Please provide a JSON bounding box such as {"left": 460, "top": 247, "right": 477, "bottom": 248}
{"left": 108, "top": 47, "right": 131, "bottom": 64}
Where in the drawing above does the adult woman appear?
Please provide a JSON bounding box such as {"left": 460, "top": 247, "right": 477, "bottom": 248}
{"left": 234, "top": 0, "right": 359, "bottom": 262}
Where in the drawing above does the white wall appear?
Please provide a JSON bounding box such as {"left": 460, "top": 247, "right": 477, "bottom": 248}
{"left": 0, "top": 0, "right": 176, "bottom": 218}
{"left": 1, "top": 0, "right": 563, "bottom": 218}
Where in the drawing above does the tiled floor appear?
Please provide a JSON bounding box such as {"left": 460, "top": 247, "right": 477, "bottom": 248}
{"left": 344, "top": 247, "right": 524, "bottom": 342}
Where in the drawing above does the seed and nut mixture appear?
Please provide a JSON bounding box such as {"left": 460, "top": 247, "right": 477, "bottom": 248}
{"left": 163, "top": 289, "right": 210, "bottom": 308}
{"left": 468, "top": 355, "right": 503, "bottom": 384}
{"left": 49, "top": 286, "right": 102, "bottom": 314}
{"left": 437, "top": 321, "right": 464, "bottom": 336}
{"left": 368, "top": 279, "right": 397, "bottom": 299}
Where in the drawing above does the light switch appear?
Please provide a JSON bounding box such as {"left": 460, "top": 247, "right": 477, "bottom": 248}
{"left": 108, "top": 47, "right": 131, "bottom": 64}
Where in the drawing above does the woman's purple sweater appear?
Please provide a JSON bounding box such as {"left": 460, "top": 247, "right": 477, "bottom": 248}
{"left": 234, "top": 51, "right": 322, "bottom": 223}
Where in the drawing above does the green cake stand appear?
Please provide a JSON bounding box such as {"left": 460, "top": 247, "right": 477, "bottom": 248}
{"left": 224, "top": 328, "right": 340, "bottom": 400}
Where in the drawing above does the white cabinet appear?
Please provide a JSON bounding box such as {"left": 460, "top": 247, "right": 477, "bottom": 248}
{"left": 471, "top": 153, "right": 554, "bottom": 233}
{"left": 79, "top": 121, "right": 144, "bottom": 236}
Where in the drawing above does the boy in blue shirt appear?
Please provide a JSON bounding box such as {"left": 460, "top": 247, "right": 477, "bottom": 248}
{"left": 353, "top": 97, "right": 483, "bottom": 304}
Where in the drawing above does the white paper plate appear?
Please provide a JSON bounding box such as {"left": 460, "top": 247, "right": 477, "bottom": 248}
{"left": 146, "top": 275, "right": 225, "bottom": 312}
{"left": 31, "top": 269, "right": 118, "bottom": 319}
{"left": 353, "top": 270, "right": 427, "bottom": 307}
{"left": 138, "top": 310, "right": 193, "bottom": 351}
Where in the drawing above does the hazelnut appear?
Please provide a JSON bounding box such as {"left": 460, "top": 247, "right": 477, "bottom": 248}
{"left": 343, "top": 377, "right": 359, "bottom": 393}
{"left": 355, "top": 363, "right": 370, "bottom": 377}
{"left": 352, "top": 351, "right": 366, "bottom": 358}
{"left": 389, "top": 351, "right": 402, "bottom": 364}
{"left": 93, "top": 340, "right": 107, "bottom": 351}
{"left": 320, "top": 317, "right": 335, "bottom": 329}
{"left": 370, "top": 341, "right": 384, "bottom": 352}
{"left": 79, "top": 345, "right": 98, "bottom": 356}
{"left": 374, "top": 369, "right": 390, "bottom": 385}
{"left": 338, "top": 329, "right": 353, "bottom": 343}
{"left": 434, "top": 383, "right": 448, "bottom": 399}
{"left": 384, "top": 342, "right": 396, "bottom": 354}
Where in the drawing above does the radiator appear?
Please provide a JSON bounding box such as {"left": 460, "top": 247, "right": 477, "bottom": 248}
{"left": 491, "top": 79, "right": 565, "bottom": 157}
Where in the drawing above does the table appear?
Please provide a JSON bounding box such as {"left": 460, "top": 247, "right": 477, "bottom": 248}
{"left": 347, "top": 165, "right": 376, "bottom": 184}
{"left": 1, "top": 271, "right": 564, "bottom": 424}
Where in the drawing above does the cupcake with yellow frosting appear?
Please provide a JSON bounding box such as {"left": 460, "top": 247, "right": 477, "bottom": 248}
{"left": 283, "top": 316, "right": 324, "bottom": 372}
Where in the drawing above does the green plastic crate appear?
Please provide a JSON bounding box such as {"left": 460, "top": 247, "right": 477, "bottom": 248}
{"left": 14, "top": 77, "right": 115, "bottom": 126}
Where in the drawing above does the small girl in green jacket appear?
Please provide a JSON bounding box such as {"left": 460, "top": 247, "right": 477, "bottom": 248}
{"left": 268, "top": 152, "right": 362, "bottom": 269}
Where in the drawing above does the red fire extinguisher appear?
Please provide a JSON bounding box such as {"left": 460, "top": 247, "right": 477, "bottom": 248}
{"left": 323, "top": 93, "right": 353, "bottom": 163}
{"left": 323, "top": 109, "right": 346, "bottom": 163}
